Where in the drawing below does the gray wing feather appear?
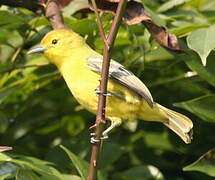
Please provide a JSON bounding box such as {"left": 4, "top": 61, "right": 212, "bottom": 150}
{"left": 87, "top": 57, "right": 154, "bottom": 107}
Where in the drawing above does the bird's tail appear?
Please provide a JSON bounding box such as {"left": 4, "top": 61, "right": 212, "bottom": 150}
{"left": 157, "top": 104, "right": 193, "bottom": 144}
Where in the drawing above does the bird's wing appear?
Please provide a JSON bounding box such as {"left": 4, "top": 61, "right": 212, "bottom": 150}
{"left": 87, "top": 57, "right": 154, "bottom": 107}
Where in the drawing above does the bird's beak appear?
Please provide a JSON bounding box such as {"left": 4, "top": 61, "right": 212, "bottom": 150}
{"left": 27, "top": 46, "right": 48, "bottom": 54}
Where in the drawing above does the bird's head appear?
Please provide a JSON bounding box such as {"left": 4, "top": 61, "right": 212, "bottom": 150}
{"left": 28, "top": 29, "right": 85, "bottom": 65}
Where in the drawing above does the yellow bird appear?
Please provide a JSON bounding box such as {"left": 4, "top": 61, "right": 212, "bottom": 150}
{"left": 28, "top": 29, "right": 193, "bottom": 144}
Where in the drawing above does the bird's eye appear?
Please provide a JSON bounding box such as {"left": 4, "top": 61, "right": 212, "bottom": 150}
{"left": 52, "top": 39, "right": 58, "bottom": 44}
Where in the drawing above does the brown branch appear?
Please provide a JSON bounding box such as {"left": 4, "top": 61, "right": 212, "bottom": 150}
{"left": 45, "top": 0, "right": 67, "bottom": 30}
{"left": 87, "top": 0, "right": 127, "bottom": 180}
{"left": 0, "top": 146, "right": 13, "bottom": 152}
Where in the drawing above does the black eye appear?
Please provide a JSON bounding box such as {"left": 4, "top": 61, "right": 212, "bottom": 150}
{"left": 52, "top": 39, "right": 58, "bottom": 44}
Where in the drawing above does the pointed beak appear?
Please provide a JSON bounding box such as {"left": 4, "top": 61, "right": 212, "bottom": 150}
{"left": 27, "top": 46, "right": 48, "bottom": 54}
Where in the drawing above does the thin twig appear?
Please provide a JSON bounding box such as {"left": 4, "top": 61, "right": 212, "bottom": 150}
{"left": 87, "top": 0, "right": 127, "bottom": 180}
{"left": 0, "top": 146, "right": 13, "bottom": 152}
{"left": 91, "top": 0, "right": 108, "bottom": 46}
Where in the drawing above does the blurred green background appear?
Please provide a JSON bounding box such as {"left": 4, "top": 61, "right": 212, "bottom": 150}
{"left": 0, "top": 0, "right": 215, "bottom": 179}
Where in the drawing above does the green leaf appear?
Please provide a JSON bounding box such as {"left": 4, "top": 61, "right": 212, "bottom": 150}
{"left": 61, "top": 174, "right": 82, "bottom": 180}
{"left": 120, "top": 165, "right": 164, "bottom": 180}
{"left": 0, "top": 112, "right": 9, "bottom": 133}
{"left": 187, "top": 25, "right": 215, "bottom": 66}
{"left": 0, "top": 29, "right": 12, "bottom": 45}
{"left": 158, "top": 0, "right": 191, "bottom": 12}
{"left": 178, "top": 45, "right": 215, "bottom": 86}
{"left": 144, "top": 132, "right": 174, "bottom": 151}
{"left": 66, "top": 19, "right": 97, "bottom": 36}
{"left": 0, "top": 153, "right": 13, "bottom": 162}
{"left": 183, "top": 148, "right": 215, "bottom": 177}
{"left": 200, "top": 0, "right": 215, "bottom": 11}
{"left": 0, "top": 85, "right": 20, "bottom": 104}
{"left": 0, "top": 174, "right": 12, "bottom": 180}
{"left": 0, "top": 154, "right": 63, "bottom": 179}
{"left": 16, "top": 169, "right": 40, "bottom": 180}
{"left": 0, "top": 11, "right": 25, "bottom": 28}
{"left": 0, "top": 162, "right": 18, "bottom": 178}
{"left": 171, "top": 23, "right": 207, "bottom": 37}
{"left": 60, "top": 145, "right": 88, "bottom": 180}
{"left": 175, "top": 95, "right": 215, "bottom": 122}
{"left": 99, "top": 142, "right": 122, "bottom": 168}
{"left": 63, "top": 0, "right": 88, "bottom": 17}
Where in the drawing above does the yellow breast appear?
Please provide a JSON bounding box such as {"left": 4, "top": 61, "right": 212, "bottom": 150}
{"left": 59, "top": 55, "right": 143, "bottom": 120}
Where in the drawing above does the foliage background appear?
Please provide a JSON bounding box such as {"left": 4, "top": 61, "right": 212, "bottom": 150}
{"left": 0, "top": 0, "right": 215, "bottom": 179}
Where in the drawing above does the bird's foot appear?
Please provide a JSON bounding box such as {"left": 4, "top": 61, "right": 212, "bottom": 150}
{"left": 90, "top": 137, "right": 100, "bottom": 144}
{"left": 90, "top": 132, "right": 109, "bottom": 144}
{"left": 90, "top": 132, "right": 96, "bottom": 136}
{"left": 90, "top": 132, "right": 100, "bottom": 144}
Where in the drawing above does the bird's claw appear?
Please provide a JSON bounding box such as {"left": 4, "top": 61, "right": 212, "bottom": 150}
{"left": 90, "top": 132, "right": 96, "bottom": 136}
{"left": 90, "top": 132, "right": 100, "bottom": 144}
{"left": 90, "top": 132, "right": 109, "bottom": 143}
{"left": 90, "top": 137, "right": 100, "bottom": 144}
